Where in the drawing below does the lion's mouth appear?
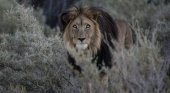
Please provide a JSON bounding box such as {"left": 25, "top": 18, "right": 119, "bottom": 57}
{"left": 76, "top": 43, "right": 88, "bottom": 50}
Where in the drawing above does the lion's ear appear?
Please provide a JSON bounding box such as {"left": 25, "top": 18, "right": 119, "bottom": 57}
{"left": 86, "top": 9, "right": 101, "bottom": 21}
{"left": 61, "top": 12, "right": 75, "bottom": 24}
{"left": 60, "top": 12, "right": 75, "bottom": 32}
{"left": 60, "top": 7, "right": 78, "bottom": 32}
{"left": 61, "top": 6, "right": 78, "bottom": 24}
{"left": 92, "top": 11, "right": 101, "bottom": 20}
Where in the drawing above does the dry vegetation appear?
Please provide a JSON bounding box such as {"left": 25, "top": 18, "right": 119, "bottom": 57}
{"left": 0, "top": 0, "right": 170, "bottom": 93}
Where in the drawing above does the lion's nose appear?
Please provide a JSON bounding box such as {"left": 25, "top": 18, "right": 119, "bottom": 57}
{"left": 78, "top": 38, "right": 85, "bottom": 42}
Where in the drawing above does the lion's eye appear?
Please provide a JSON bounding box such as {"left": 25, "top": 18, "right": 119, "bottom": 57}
{"left": 73, "top": 25, "right": 77, "bottom": 29}
{"left": 86, "top": 24, "right": 90, "bottom": 29}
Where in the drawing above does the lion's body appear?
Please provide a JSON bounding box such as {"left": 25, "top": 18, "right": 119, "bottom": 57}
{"left": 61, "top": 6, "right": 133, "bottom": 72}
{"left": 115, "top": 19, "right": 133, "bottom": 49}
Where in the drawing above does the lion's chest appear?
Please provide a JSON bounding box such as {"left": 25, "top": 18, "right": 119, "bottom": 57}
{"left": 66, "top": 45, "right": 93, "bottom": 63}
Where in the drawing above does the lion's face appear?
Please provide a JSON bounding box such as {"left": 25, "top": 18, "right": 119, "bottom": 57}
{"left": 69, "top": 16, "right": 96, "bottom": 50}
{"left": 64, "top": 15, "right": 101, "bottom": 51}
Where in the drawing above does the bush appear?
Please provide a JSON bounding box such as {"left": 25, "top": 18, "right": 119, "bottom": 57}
{"left": 0, "top": 0, "right": 81, "bottom": 93}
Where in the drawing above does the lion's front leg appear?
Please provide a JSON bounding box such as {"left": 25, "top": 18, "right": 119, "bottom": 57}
{"left": 67, "top": 53, "right": 82, "bottom": 76}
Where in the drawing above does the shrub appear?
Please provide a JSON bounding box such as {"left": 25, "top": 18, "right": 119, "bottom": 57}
{"left": 0, "top": 0, "right": 81, "bottom": 93}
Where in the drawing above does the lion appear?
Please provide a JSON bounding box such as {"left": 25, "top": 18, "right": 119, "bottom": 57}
{"left": 60, "top": 6, "right": 133, "bottom": 74}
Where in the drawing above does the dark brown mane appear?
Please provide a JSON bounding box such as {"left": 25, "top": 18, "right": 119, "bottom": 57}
{"left": 91, "top": 7, "right": 118, "bottom": 47}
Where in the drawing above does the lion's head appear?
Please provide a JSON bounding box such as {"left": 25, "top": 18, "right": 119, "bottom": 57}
{"left": 61, "top": 6, "right": 102, "bottom": 61}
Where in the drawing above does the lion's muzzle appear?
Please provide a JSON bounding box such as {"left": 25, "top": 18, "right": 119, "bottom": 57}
{"left": 76, "top": 42, "right": 88, "bottom": 50}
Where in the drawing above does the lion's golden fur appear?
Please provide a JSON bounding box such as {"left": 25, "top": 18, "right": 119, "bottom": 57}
{"left": 115, "top": 19, "right": 133, "bottom": 49}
